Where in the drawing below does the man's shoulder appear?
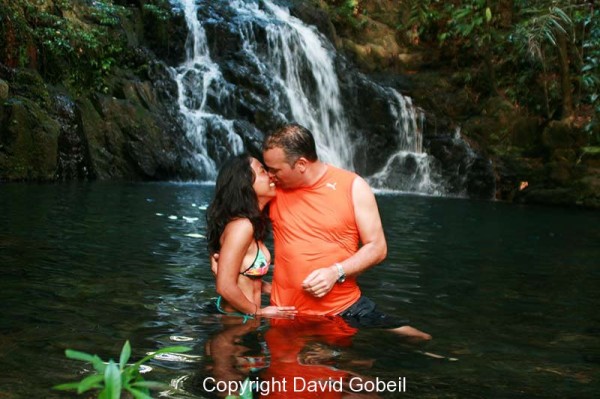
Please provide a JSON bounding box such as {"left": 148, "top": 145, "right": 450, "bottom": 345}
{"left": 327, "top": 164, "right": 358, "bottom": 180}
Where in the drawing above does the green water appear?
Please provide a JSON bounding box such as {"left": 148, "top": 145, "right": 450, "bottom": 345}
{"left": 0, "top": 183, "right": 598, "bottom": 398}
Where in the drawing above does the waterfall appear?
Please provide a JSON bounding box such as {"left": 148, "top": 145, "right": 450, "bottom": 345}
{"left": 171, "top": 0, "right": 354, "bottom": 175}
{"left": 367, "top": 87, "right": 444, "bottom": 195}
{"left": 168, "top": 0, "right": 444, "bottom": 194}
{"left": 260, "top": 1, "right": 353, "bottom": 168}
{"left": 171, "top": 0, "right": 243, "bottom": 180}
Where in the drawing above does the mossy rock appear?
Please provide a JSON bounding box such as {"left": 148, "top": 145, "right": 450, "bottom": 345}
{"left": 575, "top": 175, "right": 600, "bottom": 208}
{"left": 0, "top": 78, "right": 8, "bottom": 101}
{"left": 542, "top": 119, "right": 588, "bottom": 150}
{"left": 578, "top": 148, "right": 600, "bottom": 172}
{"left": 545, "top": 161, "right": 574, "bottom": 185}
{"left": 511, "top": 116, "right": 541, "bottom": 149}
{"left": 12, "top": 69, "right": 50, "bottom": 106}
{"left": 0, "top": 96, "right": 60, "bottom": 180}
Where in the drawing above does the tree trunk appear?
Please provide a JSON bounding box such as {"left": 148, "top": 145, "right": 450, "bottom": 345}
{"left": 556, "top": 30, "right": 573, "bottom": 118}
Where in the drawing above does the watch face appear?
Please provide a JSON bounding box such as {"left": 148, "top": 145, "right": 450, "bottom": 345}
{"left": 335, "top": 264, "right": 346, "bottom": 283}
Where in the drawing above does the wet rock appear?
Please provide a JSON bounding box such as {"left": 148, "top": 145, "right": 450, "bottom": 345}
{"left": 0, "top": 79, "right": 8, "bottom": 101}
{"left": 54, "top": 94, "right": 94, "bottom": 180}
{"left": 288, "top": 1, "right": 340, "bottom": 47}
{"left": 511, "top": 117, "right": 541, "bottom": 151}
{"left": 0, "top": 97, "right": 60, "bottom": 180}
{"left": 338, "top": 72, "right": 404, "bottom": 175}
{"left": 542, "top": 120, "right": 588, "bottom": 150}
{"left": 79, "top": 84, "right": 195, "bottom": 180}
{"left": 466, "top": 156, "right": 496, "bottom": 199}
{"left": 426, "top": 135, "right": 495, "bottom": 199}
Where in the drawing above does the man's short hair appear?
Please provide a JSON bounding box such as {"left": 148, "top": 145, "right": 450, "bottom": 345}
{"left": 263, "top": 124, "right": 318, "bottom": 165}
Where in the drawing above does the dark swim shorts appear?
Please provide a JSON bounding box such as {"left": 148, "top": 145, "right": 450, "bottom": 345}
{"left": 338, "top": 296, "right": 409, "bottom": 329}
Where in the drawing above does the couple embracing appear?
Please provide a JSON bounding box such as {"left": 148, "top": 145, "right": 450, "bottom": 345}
{"left": 207, "top": 123, "right": 430, "bottom": 340}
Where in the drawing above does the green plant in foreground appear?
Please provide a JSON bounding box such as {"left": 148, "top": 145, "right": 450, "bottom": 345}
{"left": 54, "top": 340, "right": 191, "bottom": 399}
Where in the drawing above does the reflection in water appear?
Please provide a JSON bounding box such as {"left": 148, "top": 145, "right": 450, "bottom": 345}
{"left": 200, "top": 317, "right": 266, "bottom": 397}
{"left": 197, "top": 315, "right": 399, "bottom": 398}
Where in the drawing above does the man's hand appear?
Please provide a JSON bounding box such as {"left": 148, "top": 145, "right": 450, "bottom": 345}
{"left": 301, "top": 266, "right": 338, "bottom": 298}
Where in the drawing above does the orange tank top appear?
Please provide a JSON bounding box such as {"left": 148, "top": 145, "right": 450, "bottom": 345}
{"left": 269, "top": 165, "right": 361, "bottom": 315}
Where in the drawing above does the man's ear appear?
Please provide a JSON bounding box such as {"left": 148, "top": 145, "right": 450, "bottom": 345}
{"left": 295, "top": 157, "right": 308, "bottom": 172}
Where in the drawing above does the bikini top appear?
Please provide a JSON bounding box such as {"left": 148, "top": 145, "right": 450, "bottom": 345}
{"left": 239, "top": 241, "right": 270, "bottom": 278}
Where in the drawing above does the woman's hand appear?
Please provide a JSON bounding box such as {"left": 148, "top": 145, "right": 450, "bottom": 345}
{"left": 257, "top": 306, "right": 297, "bottom": 318}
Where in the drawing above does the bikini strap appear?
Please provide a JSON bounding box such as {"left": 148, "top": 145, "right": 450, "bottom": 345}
{"left": 239, "top": 240, "right": 261, "bottom": 276}
{"left": 215, "top": 296, "right": 254, "bottom": 323}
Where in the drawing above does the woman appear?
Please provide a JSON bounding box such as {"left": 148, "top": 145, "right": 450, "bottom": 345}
{"left": 206, "top": 153, "right": 296, "bottom": 318}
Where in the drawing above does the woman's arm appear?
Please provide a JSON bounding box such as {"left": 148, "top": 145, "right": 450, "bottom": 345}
{"left": 216, "top": 219, "right": 259, "bottom": 315}
{"left": 215, "top": 220, "right": 296, "bottom": 317}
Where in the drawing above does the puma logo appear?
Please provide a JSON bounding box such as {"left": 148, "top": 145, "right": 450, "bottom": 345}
{"left": 326, "top": 182, "right": 337, "bottom": 190}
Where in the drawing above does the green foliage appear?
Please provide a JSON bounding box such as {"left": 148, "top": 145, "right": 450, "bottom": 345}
{"left": 143, "top": 4, "right": 170, "bottom": 22}
{"left": 507, "top": 3, "right": 574, "bottom": 117}
{"left": 323, "top": 0, "right": 367, "bottom": 31}
{"left": 89, "top": 0, "right": 131, "bottom": 26}
{"left": 579, "top": 7, "right": 600, "bottom": 134}
{"left": 401, "top": 0, "right": 597, "bottom": 132}
{"left": 0, "top": 0, "right": 174, "bottom": 92}
{"left": 403, "top": 0, "right": 494, "bottom": 46}
{"left": 438, "top": 0, "right": 491, "bottom": 45}
{"left": 54, "top": 340, "right": 191, "bottom": 399}
{"left": 0, "top": 0, "right": 131, "bottom": 91}
{"left": 510, "top": 5, "right": 572, "bottom": 61}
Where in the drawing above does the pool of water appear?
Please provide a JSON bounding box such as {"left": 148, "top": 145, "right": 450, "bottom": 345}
{"left": 0, "top": 183, "right": 598, "bottom": 398}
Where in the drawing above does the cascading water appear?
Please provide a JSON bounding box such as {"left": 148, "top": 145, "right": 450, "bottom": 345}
{"left": 367, "top": 87, "right": 444, "bottom": 195}
{"left": 171, "top": 0, "right": 243, "bottom": 180}
{"left": 169, "top": 0, "right": 444, "bottom": 194}
{"left": 170, "top": 0, "right": 355, "bottom": 174}
{"left": 260, "top": 1, "right": 353, "bottom": 168}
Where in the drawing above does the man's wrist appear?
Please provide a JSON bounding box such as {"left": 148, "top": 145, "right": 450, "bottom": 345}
{"left": 333, "top": 263, "right": 346, "bottom": 283}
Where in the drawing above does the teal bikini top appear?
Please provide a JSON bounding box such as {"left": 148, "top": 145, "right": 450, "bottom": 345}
{"left": 239, "top": 241, "right": 269, "bottom": 278}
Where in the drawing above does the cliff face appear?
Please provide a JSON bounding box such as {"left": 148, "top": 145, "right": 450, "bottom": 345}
{"left": 0, "top": 0, "right": 198, "bottom": 181}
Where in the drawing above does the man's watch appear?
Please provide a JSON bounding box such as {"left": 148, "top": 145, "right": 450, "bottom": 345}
{"left": 334, "top": 263, "right": 346, "bottom": 283}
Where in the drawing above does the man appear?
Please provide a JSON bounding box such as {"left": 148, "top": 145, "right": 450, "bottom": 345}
{"left": 262, "top": 124, "right": 430, "bottom": 340}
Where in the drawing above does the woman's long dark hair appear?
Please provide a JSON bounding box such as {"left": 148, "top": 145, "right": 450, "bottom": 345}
{"left": 206, "top": 153, "right": 268, "bottom": 254}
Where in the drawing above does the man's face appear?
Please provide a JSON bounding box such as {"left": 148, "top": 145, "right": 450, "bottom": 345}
{"left": 263, "top": 147, "right": 303, "bottom": 190}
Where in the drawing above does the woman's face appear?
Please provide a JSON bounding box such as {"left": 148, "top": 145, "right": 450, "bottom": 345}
{"left": 250, "top": 157, "right": 276, "bottom": 201}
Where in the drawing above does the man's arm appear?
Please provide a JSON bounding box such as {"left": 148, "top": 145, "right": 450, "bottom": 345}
{"left": 302, "top": 176, "right": 387, "bottom": 297}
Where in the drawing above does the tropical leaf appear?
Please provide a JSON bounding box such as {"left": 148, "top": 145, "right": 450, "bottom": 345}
{"left": 65, "top": 349, "right": 95, "bottom": 362}
{"left": 127, "top": 387, "right": 154, "bottom": 399}
{"left": 52, "top": 381, "right": 82, "bottom": 391}
{"left": 77, "top": 374, "right": 105, "bottom": 394}
{"left": 104, "top": 360, "right": 122, "bottom": 399}
{"left": 119, "top": 340, "right": 131, "bottom": 370}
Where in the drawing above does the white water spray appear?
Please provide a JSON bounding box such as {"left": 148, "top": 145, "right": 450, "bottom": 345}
{"left": 171, "top": 0, "right": 244, "bottom": 179}
{"left": 368, "top": 87, "right": 443, "bottom": 194}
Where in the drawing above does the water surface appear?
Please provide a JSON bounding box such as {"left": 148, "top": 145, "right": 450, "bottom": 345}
{"left": 0, "top": 183, "right": 598, "bottom": 398}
